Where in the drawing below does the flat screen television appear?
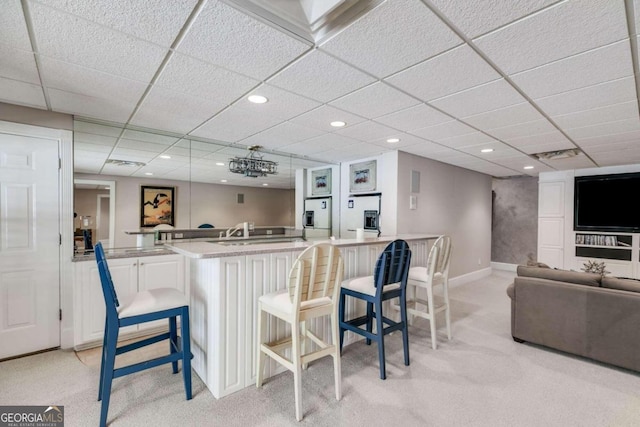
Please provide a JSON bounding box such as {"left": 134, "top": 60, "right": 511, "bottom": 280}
{"left": 574, "top": 172, "right": 640, "bottom": 232}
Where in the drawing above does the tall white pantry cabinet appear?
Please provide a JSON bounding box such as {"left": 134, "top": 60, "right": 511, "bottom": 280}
{"left": 537, "top": 168, "right": 640, "bottom": 279}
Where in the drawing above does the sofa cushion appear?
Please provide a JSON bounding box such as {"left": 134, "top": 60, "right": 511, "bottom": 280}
{"left": 601, "top": 277, "right": 640, "bottom": 293}
{"left": 516, "top": 265, "right": 601, "bottom": 287}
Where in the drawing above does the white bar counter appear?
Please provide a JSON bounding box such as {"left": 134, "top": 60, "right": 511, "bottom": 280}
{"left": 166, "top": 234, "right": 439, "bottom": 399}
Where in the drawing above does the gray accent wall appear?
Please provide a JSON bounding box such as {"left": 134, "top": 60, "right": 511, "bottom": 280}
{"left": 396, "top": 151, "right": 492, "bottom": 278}
{"left": 491, "top": 176, "right": 538, "bottom": 265}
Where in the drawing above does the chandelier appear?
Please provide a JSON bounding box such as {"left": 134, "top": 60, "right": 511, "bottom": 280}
{"left": 228, "top": 145, "right": 278, "bottom": 178}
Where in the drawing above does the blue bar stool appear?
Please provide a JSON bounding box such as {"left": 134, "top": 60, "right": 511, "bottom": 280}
{"left": 94, "top": 242, "right": 192, "bottom": 427}
{"left": 339, "top": 239, "right": 412, "bottom": 379}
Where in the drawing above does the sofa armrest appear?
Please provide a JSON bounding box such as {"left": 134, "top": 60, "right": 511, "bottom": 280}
{"left": 506, "top": 282, "right": 515, "bottom": 299}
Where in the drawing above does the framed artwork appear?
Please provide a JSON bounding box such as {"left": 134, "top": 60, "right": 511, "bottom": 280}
{"left": 311, "top": 168, "right": 332, "bottom": 195}
{"left": 349, "top": 160, "right": 376, "bottom": 193}
{"left": 140, "top": 185, "right": 175, "bottom": 227}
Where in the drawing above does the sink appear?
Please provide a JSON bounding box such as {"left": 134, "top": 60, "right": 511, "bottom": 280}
{"left": 212, "top": 238, "right": 303, "bottom": 246}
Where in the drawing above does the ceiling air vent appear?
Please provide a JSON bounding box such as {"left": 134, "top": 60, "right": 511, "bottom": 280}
{"left": 105, "top": 159, "right": 146, "bottom": 167}
{"left": 532, "top": 149, "right": 582, "bottom": 161}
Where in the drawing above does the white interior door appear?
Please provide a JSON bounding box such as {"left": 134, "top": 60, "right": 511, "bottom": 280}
{"left": 0, "top": 132, "right": 60, "bottom": 359}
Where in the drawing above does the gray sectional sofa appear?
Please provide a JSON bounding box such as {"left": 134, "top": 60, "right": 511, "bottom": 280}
{"left": 507, "top": 265, "right": 640, "bottom": 372}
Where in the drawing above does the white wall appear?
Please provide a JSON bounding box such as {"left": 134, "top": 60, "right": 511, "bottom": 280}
{"left": 75, "top": 173, "right": 295, "bottom": 247}
{"left": 396, "top": 151, "right": 493, "bottom": 278}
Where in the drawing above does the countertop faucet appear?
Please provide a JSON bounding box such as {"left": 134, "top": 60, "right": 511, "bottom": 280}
{"left": 225, "top": 222, "right": 250, "bottom": 238}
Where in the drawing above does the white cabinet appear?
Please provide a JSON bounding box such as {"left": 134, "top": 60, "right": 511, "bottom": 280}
{"left": 74, "top": 254, "right": 186, "bottom": 348}
{"left": 537, "top": 181, "right": 567, "bottom": 268}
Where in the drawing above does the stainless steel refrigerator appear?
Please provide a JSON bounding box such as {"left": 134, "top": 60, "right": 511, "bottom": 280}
{"left": 344, "top": 193, "right": 381, "bottom": 238}
{"left": 303, "top": 196, "right": 332, "bottom": 239}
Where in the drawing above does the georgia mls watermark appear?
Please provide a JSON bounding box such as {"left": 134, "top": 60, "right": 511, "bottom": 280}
{"left": 0, "top": 406, "right": 64, "bottom": 427}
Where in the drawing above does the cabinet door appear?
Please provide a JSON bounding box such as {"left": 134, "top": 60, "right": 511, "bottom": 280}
{"left": 80, "top": 258, "right": 138, "bottom": 344}
{"left": 138, "top": 254, "right": 186, "bottom": 330}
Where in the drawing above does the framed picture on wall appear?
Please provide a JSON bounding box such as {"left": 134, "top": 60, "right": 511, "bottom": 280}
{"left": 349, "top": 160, "right": 376, "bottom": 193}
{"left": 140, "top": 185, "right": 175, "bottom": 227}
{"left": 311, "top": 168, "right": 332, "bottom": 195}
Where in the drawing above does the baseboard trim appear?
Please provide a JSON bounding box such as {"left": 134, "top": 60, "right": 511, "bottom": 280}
{"left": 449, "top": 267, "right": 492, "bottom": 288}
{"left": 491, "top": 262, "right": 518, "bottom": 272}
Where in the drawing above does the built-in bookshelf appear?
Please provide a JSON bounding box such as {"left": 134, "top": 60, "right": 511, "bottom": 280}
{"left": 575, "top": 233, "right": 632, "bottom": 261}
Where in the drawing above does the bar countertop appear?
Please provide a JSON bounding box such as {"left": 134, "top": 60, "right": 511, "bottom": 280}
{"left": 165, "top": 234, "right": 441, "bottom": 259}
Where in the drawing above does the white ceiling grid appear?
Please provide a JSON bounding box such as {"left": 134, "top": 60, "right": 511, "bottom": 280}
{"left": 0, "top": 0, "right": 639, "bottom": 189}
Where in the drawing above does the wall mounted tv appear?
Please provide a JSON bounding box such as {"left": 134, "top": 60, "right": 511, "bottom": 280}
{"left": 574, "top": 172, "right": 640, "bottom": 232}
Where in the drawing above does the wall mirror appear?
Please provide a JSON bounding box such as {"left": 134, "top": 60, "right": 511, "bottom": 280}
{"left": 72, "top": 118, "right": 334, "bottom": 249}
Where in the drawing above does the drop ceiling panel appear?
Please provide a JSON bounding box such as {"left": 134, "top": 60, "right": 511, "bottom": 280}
{"left": 456, "top": 141, "right": 521, "bottom": 159}
{"left": 116, "top": 138, "right": 170, "bottom": 154}
{"left": 552, "top": 101, "right": 639, "bottom": 129}
{"left": 538, "top": 155, "right": 597, "bottom": 170}
{"left": 131, "top": 86, "right": 227, "bottom": 134}
{"left": 48, "top": 89, "right": 134, "bottom": 122}
{"left": 375, "top": 104, "right": 452, "bottom": 131}
{"left": 489, "top": 119, "right": 560, "bottom": 141}
{"left": 1, "top": 0, "right": 31, "bottom": 50}
{"left": 177, "top": 1, "right": 310, "bottom": 80}
{"left": 474, "top": 0, "right": 628, "bottom": 74}
{"left": 590, "top": 148, "right": 640, "bottom": 167}
{"left": 429, "top": 0, "right": 557, "bottom": 39}
{"left": 268, "top": 50, "right": 376, "bottom": 103}
{"left": 386, "top": 45, "right": 500, "bottom": 102}
{"left": 335, "top": 120, "right": 400, "bottom": 142}
{"left": 431, "top": 79, "right": 526, "bottom": 118}
{"left": 30, "top": 2, "right": 168, "bottom": 82}
{"left": 282, "top": 133, "right": 362, "bottom": 156}
{"left": 535, "top": 76, "right": 637, "bottom": 116}
{"left": 507, "top": 131, "right": 576, "bottom": 154}
{"left": 0, "top": 77, "right": 46, "bottom": 108}
{"left": 74, "top": 121, "right": 123, "bottom": 137}
{"left": 510, "top": 40, "right": 633, "bottom": 99}
{"left": 573, "top": 129, "right": 640, "bottom": 147}
{"left": 35, "top": 0, "right": 198, "bottom": 46}
{"left": 409, "top": 120, "right": 475, "bottom": 142}
{"left": 564, "top": 117, "right": 640, "bottom": 140}
{"left": 238, "top": 84, "right": 321, "bottom": 120}
{"left": 368, "top": 133, "right": 425, "bottom": 150}
{"left": 437, "top": 131, "right": 496, "bottom": 149}
{"left": 240, "top": 122, "right": 324, "bottom": 149}
{"left": 329, "top": 82, "right": 420, "bottom": 119}
{"left": 191, "top": 106, "right": 284, "bottom": 142}
{"left": 121, "top": 129, "right": 179, "bottom": 146}
{"left": 462, "top": 102, "right": 544, "bottom": 131}
{"left": 404, "top": 141, "right": 454, "bottom": 157}
{"left": 40, "top": 57, "right": 148, "bottom": 103}
{"left": 319, "top": 0, "right": 461, "bottom": 78}
{"left": 74, "top": 140, "right": 115, "bottom": 153}
{"left": 289, "top": 105, "right": 367, "bottom": 131}
{"left": 582, "top": 140, "right": 640, "bottom": 153}
{"left": 110, "top": 147, "right": 158, "bottom": 162}
{"left": 0, "top": 45, "right": 40, "bottom": 84}
{"left": 155, "top": 53, "right": 260, "bottom": 104}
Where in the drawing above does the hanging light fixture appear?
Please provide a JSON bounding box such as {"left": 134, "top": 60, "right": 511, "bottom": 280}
{"left": 228, "top": 145, "right": 278, "bottom": 178}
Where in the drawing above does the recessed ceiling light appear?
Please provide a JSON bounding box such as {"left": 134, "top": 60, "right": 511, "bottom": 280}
{"left": 330, "top": 121, "right": 346, "bottom": 127}
{"left": 524, "top": 166, "right": 534, "bottom": 170}
{"left": 248, "top": 95, "right": 268, "bottom": 104}
{"left": 159, "top": 154, "right": 171, "bottom": 159}
{"left": 387, "top": 138, "right": 400, "bottom": 143}
{"left": 262, "top": 183, "right": 269, "bottom": 186}
{"left": 221, "top": 179, "right": 228, "bottom": 183}
{"left": 216, "top": 162, "right": 225, "bottom": 166}
{"left": 481, "top": 148, "right": 494, "bottom": 153}
{"left": 144, "top": 172, "right": 153, "bottom": 176}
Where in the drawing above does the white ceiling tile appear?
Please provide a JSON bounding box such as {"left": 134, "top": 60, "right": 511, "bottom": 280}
{"left": 537, "top": 155, "right": 597, "bottom": 170}
{"left": 386, "top": 45, "right": 501, "bottom": 101}
{"left": 474, "top": 0, "right": 628, "bottom": 74}
{"left": 120, "top": 129, "right": 179, "bottom": 146}
{"left": 35, "top": 0, "right": 198, "bottom": 46}
{"left": 403, "top": 141, "right": 453, "bottom": 157}
{"left": 131, "top": 86, "right": 227, "bottom": 134}
{"left": 240, "top": 122, "right": 324, "bottom": 149}
{"left": 110, "top": 147, "right": 157, "bottom": 162}
{"left": 491, "top": 155, "right": 556, "bottom": 173}
{"left": 116, "top": 138, "right": 168, "bottom": 153}
{"left": 0, "top": 45, "right": 39, "bottom": 84}
{"left": 40, "top": 57, "right": 148, "bottom": 103}
{"left": 329, "top": 82, "right": 420, "bottom": 119}
{"left": 582, "top": 140, "right": 640, "bottom": 153}
{"left": 573, "top": 129, "right": 640, "bottom": 147}
{"left": 462, "top": 102, "right": 544, "bottom": 131}
{"left": 409, "top": 120, "right": 475, "bottom": 142}
{"left": 535, "top": 76, "right": 637, "bottom": 116}
{"left": 368, "top": 133, "right": 426, "bottom": 150}
{"left": 431, "top": 79, "right": 526, "bottom": 118}
{"left": 565, "top": 117, "right": 640, "bottom": 140}
{"left": 156, "top": 53, "right": 259, "bottom": 104}
{"left": 320, "top": 0, "right": 461, "bottom": 78}
{"left": 375, "top": 104, "right": 452, "bottom": 131}
{"left": 430, "top": 0, "right": 557, "bottom": 39}
{"left": 0, "top": 76, "right": 46, "bottom": 108}
{"left": 552, "top": 101, "right": 639, "bottom": 129}
{"left": 73, "top": 142, "right": 112, "bottom": 155}
{"left": 0, "top": 0, "right": 31, "bottom": 50}
{"left": 437, "top": 131, "right": 496, "bottom": 149}
{"left": 178, "top": 1, "right": 310, "bottom": 80}
{"left": 507, "top": 131, "right": 576, "bottom": 154}
{"left": 190, "top": 105, "right": 284, "bottom": 142}
{"left": 489, "top": 119, "right": 559, "bottom": 141}
{"left": 30, "top": 2, "right": 168, "bottom": 82}
{"left": 335, "top": 120, "right": 400, "bottom": 142}
{"left": 237, "top": 84, "right": 321, "bottom": 120}
{"left": 590, "top": 148, "right": 640, "bottom": 167}
{"left": 282, "top": 133, "right": 362, "bottom": 156}
{"left": 289, "top": 105, "right": 367, "bottom": 131}
{"left": 268, "top": 50, "right": 376, "bottom": 103}
{"left": 456, "top": 141, "right": 521, "bottom": 158}
{"left": 511, "top": 39, "right": 633, "bottom": 99}
{"left": 73, "top": 132, "right": 118, "bottom": 148}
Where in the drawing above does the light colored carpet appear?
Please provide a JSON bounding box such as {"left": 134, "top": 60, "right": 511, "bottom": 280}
{"left": 2, "top": 271, "right": 640, "bottom": 426}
